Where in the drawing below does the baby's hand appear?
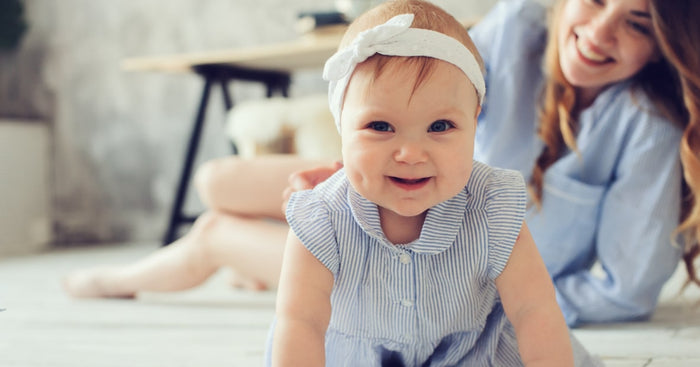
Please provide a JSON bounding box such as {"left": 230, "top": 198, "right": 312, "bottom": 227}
{"left": 281, "top": 161, "right": 343, "bottom": 213}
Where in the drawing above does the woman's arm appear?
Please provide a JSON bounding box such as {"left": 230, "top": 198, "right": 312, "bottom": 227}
{"left": 553, "top": 119, "right": 683, "bottom": 326}
{"left": 272, "top": 231, "right": 334, "bottom": 366}
{"left": 496, "top": 223, "right": 574, "bottom": 367}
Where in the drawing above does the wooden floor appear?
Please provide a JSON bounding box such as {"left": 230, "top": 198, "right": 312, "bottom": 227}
{"left": 1, "top": 242, "right": 699, "bottom": 366}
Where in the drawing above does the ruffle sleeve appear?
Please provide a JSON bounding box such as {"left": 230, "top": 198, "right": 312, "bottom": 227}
{"left": 485, "top": 168, "right": 527, "bottom": 279}
{"left": 285, "top": 189, "right": 340, "bottom": 275}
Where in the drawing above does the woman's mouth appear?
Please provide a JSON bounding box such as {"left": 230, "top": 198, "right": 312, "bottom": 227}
{"left": 575, "top": 36, "right": 613, "bottom": 64}
{"left": 389, "top": 176, "right": 431, "bottom": 191}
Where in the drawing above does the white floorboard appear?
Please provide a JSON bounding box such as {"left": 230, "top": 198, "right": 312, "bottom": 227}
{"left": 1, "top": 242, "right": 699, "bottom": 366}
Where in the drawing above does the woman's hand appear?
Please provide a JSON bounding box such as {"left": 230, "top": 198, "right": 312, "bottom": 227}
{"left": 281, "top": 161, "right": 343, "bottom": 213}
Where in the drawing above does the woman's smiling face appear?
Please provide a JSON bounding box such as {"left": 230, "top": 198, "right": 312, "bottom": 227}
{"left": 558, "top": 0, "right": 660, "bottom": 100}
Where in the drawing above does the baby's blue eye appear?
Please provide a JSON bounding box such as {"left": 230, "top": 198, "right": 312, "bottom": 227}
{"left": 368, "top": 121, "right": 393, "bottom": 132}
{"left": 428, "top": 120, "right": 454, "bottom": 132}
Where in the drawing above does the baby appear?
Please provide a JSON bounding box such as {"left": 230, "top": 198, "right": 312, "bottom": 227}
{"left": 269, "top": 0, "right": 596, "bottom": 365}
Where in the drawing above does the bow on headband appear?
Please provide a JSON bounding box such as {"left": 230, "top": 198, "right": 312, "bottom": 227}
{"left": 323, "top": 13, "right": 486, "bottom": 131}
{"left": 323, "top": 14, "right": 414, "bottom": 81}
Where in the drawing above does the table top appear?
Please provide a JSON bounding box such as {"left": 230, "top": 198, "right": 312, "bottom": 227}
{"left": 122, "top": 28, "right": 345, "bottom": 74}
{"left": 121, "top": 18, "right": 478, "bottom": 75}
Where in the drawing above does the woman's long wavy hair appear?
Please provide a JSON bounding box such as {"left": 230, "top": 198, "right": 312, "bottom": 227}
{"left": 651, "top": 0, "right": 700, "bottom": 287}
{"left": 530, "top": 1, "right": 693, "bottom": 278}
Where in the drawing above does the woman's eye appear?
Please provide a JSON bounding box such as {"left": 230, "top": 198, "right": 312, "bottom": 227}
{"left": 428, "top": 120, "right": 454, "bottom": 132}
{"left": 367, "top": 121, "right": 393, "bottom": 132}
{"left": 628, "top": 21, "right": 651, "bottom": 36}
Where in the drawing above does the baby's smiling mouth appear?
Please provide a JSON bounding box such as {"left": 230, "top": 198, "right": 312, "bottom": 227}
{"left": 390, "top": 177, "right": 430, "bottom": 185}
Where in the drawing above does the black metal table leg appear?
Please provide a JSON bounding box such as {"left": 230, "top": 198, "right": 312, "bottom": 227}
{"left": 162, "top": 77, "right": 213, "bottom": 245}
{"left": 219, "top": 79, "right": 238, "bottom": 154}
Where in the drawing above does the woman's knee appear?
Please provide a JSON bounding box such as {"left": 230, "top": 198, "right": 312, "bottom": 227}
{"left": 194, "top": 157, "right": 243, "bottom": 208}
{"left": 189, "top": 210, "right": 221, "bottom": 241}
{"left": 185, "top": 211, "right": 229, "bottom": 268}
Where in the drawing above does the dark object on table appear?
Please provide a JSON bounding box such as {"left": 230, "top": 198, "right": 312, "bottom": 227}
{"left": 296, "top": 11, "right": 348, "bottom": 34}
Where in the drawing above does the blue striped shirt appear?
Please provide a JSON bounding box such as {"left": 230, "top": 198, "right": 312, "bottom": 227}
{"left": 284, "top": 161, "right": 527, "bottom": 366}
{"left": 470, "top": 0, "right": 683, "bottom": 326}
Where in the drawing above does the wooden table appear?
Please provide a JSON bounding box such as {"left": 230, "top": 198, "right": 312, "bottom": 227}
{"left": 124, "top": 30, "right": 343, "bottom": 245}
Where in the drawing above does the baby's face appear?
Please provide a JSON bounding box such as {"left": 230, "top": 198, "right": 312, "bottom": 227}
{"left": 340, "top": 59, "right": 480, "bottom": 219}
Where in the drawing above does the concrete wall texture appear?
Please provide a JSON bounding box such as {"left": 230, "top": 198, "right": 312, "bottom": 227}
{"left": 0, "top": 0, "right": 498, "bottom": 245}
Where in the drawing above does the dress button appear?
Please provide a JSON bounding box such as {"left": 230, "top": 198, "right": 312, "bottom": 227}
{"left": 401, "top": 299, "right": 414, "bottom": 307}
{"left": 399, "top": 253, "right": 411, "bottom": 264}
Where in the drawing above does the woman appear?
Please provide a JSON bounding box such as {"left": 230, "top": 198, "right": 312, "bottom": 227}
{"left": 65, "top": 0, "right": 694, "bottom": 327}
{"left": 468, "top": 0, "right": 686, "bottom": 326}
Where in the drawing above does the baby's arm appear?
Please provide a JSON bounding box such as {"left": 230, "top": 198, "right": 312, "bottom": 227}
{"left": 272, "top": 231, "right": 333, "bottom": 366}
{"left": 495, "top": 223, "right": 574, "bottom": 367}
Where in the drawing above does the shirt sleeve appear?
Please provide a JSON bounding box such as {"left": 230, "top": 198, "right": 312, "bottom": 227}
{"left": 470, "top": 0, "right": 547, "bottom": 65}
{"left": 485, "top": 168, "right": 528, "bottom": 280}
{"left": 554, "top": 113, "right": 683, "bottom": 326}
{"left": 469, "top": 0, "right": 548, "bottom": 172}
{"left": 285, "top": 190, "right": 340, "bottom": 275}
{"left": 468, "top": 0, "right": 502, "bottom": 70}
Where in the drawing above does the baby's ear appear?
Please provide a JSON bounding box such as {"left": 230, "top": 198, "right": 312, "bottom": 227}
{"left": 474, "top": 104, "right": 482, "bottom": 120}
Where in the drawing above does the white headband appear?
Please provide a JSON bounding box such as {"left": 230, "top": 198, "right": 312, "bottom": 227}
{"left": 323, "top": 13, "right": 486, "bottom": 131}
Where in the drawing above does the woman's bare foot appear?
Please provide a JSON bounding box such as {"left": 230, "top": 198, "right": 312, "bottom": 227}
{"left": 62, "top": 267, "right": 136, "bottom": 299}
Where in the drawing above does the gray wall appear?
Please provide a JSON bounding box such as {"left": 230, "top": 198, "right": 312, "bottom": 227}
{"left": 2, "top": 0, "right": 498, "bottom": 245}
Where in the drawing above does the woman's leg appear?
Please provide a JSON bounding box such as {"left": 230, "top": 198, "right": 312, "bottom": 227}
{"left": 63, "top": 155, "right": 332, "bottom": 298}
{"left": 62, "top": 210, "right": 289, "bottom": 297}
{"left": 195, "top": 155, "right": 330, "bottom": 219}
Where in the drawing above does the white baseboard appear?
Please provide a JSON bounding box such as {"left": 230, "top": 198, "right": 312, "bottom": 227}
{"left": 0, "top": 119, "right": 52, "bottom": 256}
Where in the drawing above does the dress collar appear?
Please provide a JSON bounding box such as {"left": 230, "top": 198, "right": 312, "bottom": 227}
{"left": 347, "top": 184, "right": 469, "bottom": 255}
